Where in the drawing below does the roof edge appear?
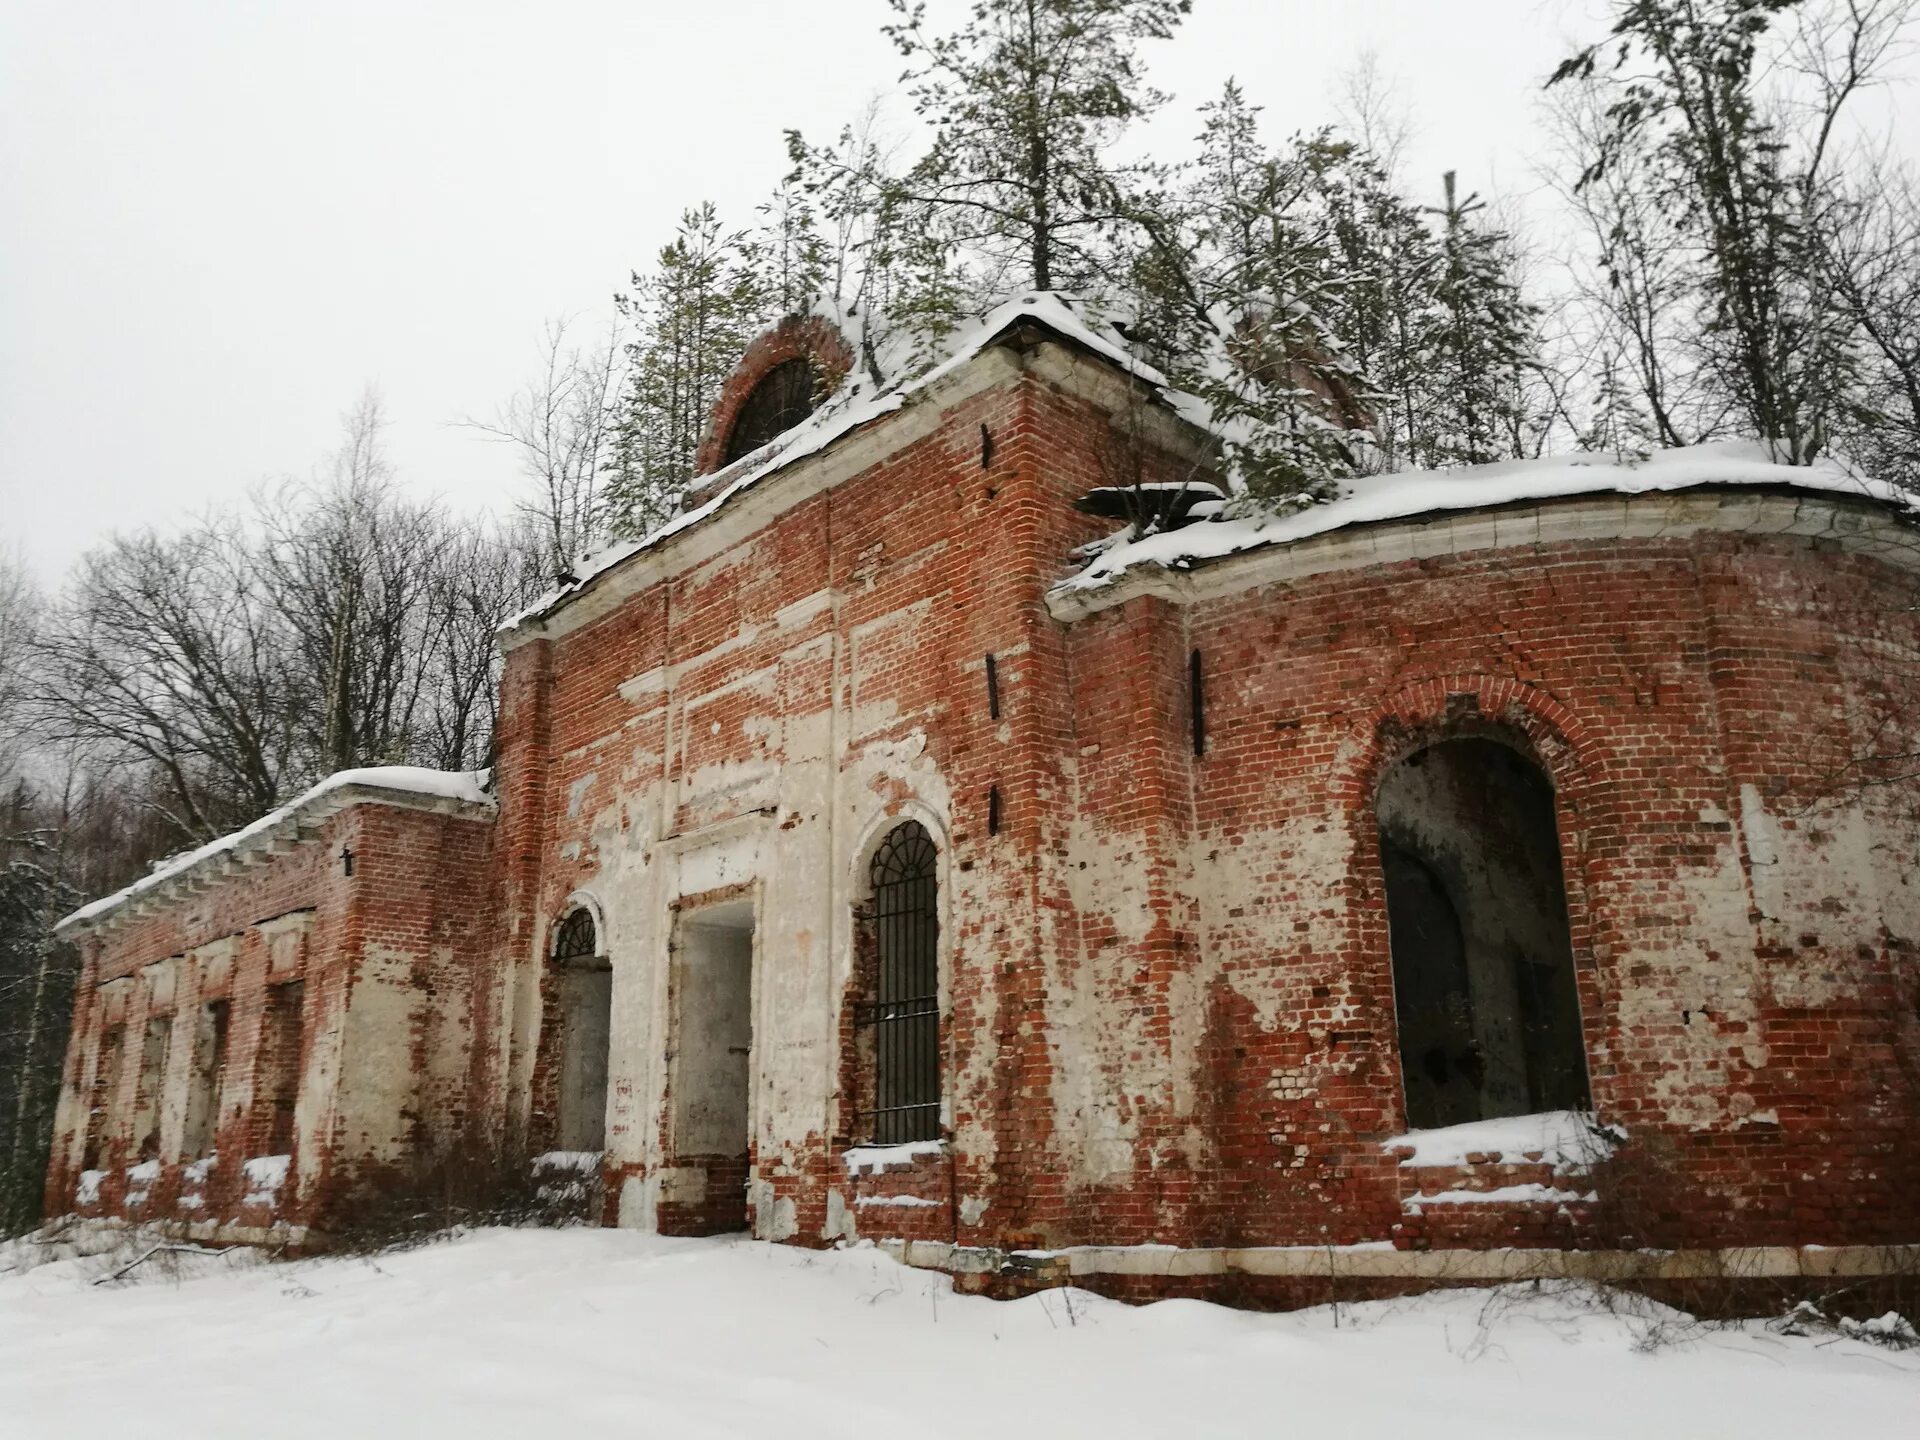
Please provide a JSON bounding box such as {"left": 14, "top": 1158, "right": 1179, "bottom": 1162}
{"left": 1048, "top": 482, "right": 1920, "bottom": 622}
{"left": 55, "top": 768, "right": 496, "bottom": 940}
{"left": 499, "top": 293, "right": 1206, "bottom": 647}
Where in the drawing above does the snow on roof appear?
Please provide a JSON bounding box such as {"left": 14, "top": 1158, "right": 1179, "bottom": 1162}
{"left": 1058, "top": 442, "right": 1916, "bottom": 599}
{"left": 502, "top": 292, "right": 1184, "bottom": 636}
{"left": 54, "top": 766, "right": 494, "bottom": 936}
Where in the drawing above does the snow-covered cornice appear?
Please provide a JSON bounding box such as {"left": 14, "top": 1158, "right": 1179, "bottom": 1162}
{"left": 54, "top": 767, "right": 496, "bottom": 940}
{"left": 498, "top": 293, "right": 1211, "bottom": 649}
{"left": 1048, "top": 444, "right": 1919, "bottom": 620}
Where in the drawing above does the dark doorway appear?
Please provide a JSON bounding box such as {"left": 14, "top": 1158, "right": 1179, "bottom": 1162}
{"left": 1377, "top": 737, "right": 1590, "bottom": 1129}
{"left": 551, "top": 908, "right": 612, "bottom": 1153}
{"left": 668, "top": 901, "right": 755, "bottom": 1233}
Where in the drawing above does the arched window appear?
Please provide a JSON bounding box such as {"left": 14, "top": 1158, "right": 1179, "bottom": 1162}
{"left": 723, "top": 358, "right": 818, "bottom": 464}
{"left": 549, "top": 906, "right": 611, "bottom": 1152}
{"left": 1377, "top": 738, "right": 1590, "bottom": 1130}
{"left": 553, "top": 908, "right": 598, "bottom": 966}
{"left": 855, "top": 822, "right": 941, "bottom": 1144}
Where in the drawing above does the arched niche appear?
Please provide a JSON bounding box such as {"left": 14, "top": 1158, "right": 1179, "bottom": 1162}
{"left": 1376, "top": 736, "right": 1591, "bottom": 1129}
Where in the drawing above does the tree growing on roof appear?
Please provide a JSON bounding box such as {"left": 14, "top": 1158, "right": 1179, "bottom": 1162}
{"left": 1126, "top": 82, "right": 1547, "bottom": 501}
{"left": 604, "top": 204, "right": 777, "bottom": 537}
{"left": 1423, "top": 171, "right": 1543, "bottom": 467}
{"left": 783, "top": 104, "right": 973, "bottom": 388}
{"left": 877, "top": 0, "right": 1189, "bottom": 295}
{"left": 1549, "top": 0, "right": 1919, "bottom": 471}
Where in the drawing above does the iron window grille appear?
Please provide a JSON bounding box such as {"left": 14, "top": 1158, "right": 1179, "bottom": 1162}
{"left": 856, "top": 822, "right": 941, "bottom": 1144}
{"left": 724, "top": 358, "right": 819, "bottom": 465}
{"left": 552, "top": 908, "right": 599, "bottom": 966}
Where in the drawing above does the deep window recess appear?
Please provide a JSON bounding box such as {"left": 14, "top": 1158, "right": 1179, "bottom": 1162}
{"left": 131, "top": 1016, "right": 171, "bottom": 1162}
{"left": 722, "top": 358, "right": 819, "bottom": 465}
{"left": 857, "top": 822, "right": 941, "bottom": 1145}
{"left": 261, "top": 981, "right": 306, "bottom": 1155}
{"left": 1377, "top": 737, "right": 1591, "bottom": 1130}
{"left": 83, "top": 1025, "right": 126, "bottom": 1170}
{"left": 182, "top": 999, "right": 230, "bottom": 1161}
{"left": 551, "top": 908, "right": 612, "bottom": 1153}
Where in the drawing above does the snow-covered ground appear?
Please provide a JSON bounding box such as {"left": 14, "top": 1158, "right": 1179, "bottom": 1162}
{"left": 1, "top": 1227, "right": 1912, "bottom": 1438}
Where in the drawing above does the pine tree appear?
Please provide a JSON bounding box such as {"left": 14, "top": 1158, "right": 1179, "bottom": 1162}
{"left": 882, "top": 0, "right": 1189, "bottom": 293}
{"left": 605, "top": 204, "right": 774, "bottom": 536}
{"left": 784, "top": 118, "right": 973, "bottom": 388}
{"left": 754, "top": 178, "right": 831, "bottom": 319}
{"left": 1422, "top": 172, "right": 1540, "bottom": 466}
{"left": 1130, "top": 85, "right": 1376, "bottom": 502}
{"left": 1320, "top": 149, "right": 1439, "bottom": 470}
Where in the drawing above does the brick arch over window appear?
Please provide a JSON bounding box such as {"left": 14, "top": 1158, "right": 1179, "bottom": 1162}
{"left": 1339, "top": 676, "right": 1613, "bottom": 1133}
{"left": 691, "top": 315, "right": 855, "bottom": 480}
{"left": 1377, "top": 736, "right": 1592, "bottom": 1127}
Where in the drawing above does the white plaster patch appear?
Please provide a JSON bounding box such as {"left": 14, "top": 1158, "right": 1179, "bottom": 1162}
{"left": 674, "top": 831, "right": 764, "bottom": 897}
{"left": 826, "top": 1188, "right": 856, "bottom": 1241}
{"left": 567, "top": 773, "right": 598, "bottom": 818}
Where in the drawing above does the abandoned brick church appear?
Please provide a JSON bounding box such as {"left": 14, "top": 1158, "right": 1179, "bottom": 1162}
{"left": 44, "top": 294, "right": 1920, "bottom": 1301}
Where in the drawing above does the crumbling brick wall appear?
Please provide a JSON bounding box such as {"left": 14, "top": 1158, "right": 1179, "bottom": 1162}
{"left": 46, "top": 799, "right": 497, "bottom": 1239}
{"left": 1055, "top": 509, "right": 1920, "bottom": 1253}
{"left": 494, "top": 325, "right": 1920, "bottom": 1263}
{"left": 46, "top": 319, "right": 1919, "bottom": 1281}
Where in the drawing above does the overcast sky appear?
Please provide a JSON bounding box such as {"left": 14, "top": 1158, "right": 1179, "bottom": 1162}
{"left": 3, "top": 0, "right": 1914, "bottom": 583}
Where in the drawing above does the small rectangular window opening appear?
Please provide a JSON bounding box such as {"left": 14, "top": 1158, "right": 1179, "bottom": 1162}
{"left": 1190, "top": 648, "right": 1207, "bottom": 757}
{"left": 985, "top": 653, "right": 1001, "bottom": 720}
{"left": 988, "top": 785, "right": 1003, "bottom": 836}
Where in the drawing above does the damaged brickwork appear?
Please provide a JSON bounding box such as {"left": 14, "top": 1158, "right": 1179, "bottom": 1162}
{"left": 44, "top": 309, "right": 1920, "bottom": 1303}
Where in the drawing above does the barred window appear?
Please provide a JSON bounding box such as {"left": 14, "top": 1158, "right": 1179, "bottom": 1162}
{"left": 553, "top": 907, "right": 599, "bottom": 965}
{"left": 857, "top": 822, "right": 941, "bottom": 1145}
{"left": 723, "top": 358, "right": 818, "bottom": 464}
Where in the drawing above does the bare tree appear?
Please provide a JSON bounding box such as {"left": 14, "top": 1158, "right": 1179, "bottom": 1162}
{"left": 32, "top": 521, "right": 295, "bottom": 841}
{"left": 463, "top": 319, "right": 624, "bottom": 577}
{"left": 261, "top": 393, "right": 451, "bottom": 775}
{"left": 1816, "top": 158, "right": 1920, "bottom": 493}
{"left": 0, "top": 553, "right": 37, "bottom": 782}
{"left": 415, "top": 517, "right": 546, "bottom": 773}
{"left": 1549, "top": 0, "right": 1917, "bottom": 463}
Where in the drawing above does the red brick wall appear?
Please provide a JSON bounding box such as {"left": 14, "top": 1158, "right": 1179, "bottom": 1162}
{"left": 501, "top": 337, "right": 1920, "bottom": 1260}
{"left": 47, "top": 800, "right": 497, "bottom": 1235}
{"left": 1053, "top": 528, "right": 1920, "bottom": 1252}
{"left": 48, "top": 327, "right": 1920, "bottom": 1273}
